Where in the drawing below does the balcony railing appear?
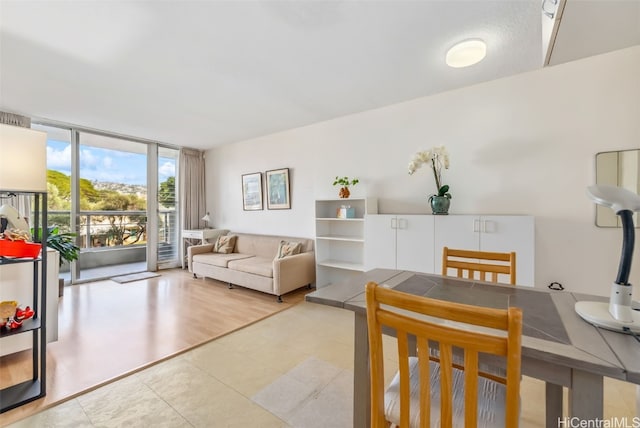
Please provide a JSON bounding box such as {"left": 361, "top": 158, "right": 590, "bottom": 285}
{"left": 49, "top": 209, "right": 178, "bottom": 262}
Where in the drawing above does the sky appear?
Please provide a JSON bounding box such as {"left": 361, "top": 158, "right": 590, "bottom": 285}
{"left": 46, "top": 140, "right": 175, "bottom": 186}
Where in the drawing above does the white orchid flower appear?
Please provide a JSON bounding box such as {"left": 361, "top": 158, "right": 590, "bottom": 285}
{"left": 407, "top": 145, "right": 451, "bottom": 197}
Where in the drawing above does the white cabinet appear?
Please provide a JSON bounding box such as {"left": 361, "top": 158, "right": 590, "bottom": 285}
{"left": 364, "top": 214, "right": 535, "bottom": 287}
{"left": 365, "top": 215, "right": 435, "bottom": 273}
{"left": 434, "top": 215, "right": 535, "bottom": 286}
{"left": 315, "top": 198, "right": 377, "bottom": 288}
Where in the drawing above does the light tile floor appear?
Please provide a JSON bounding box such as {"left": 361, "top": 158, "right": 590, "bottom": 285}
{"left": 6, "top": 301, "right": 638, "bottom": 427}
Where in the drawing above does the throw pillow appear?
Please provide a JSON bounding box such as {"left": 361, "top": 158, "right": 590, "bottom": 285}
{"left": 213, "top": 235, "right": 236, "bottom": 254}
{"left": 275, "top": 240, "right": 302, "bottom": 259}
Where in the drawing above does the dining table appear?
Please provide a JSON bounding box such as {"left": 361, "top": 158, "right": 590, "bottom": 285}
{"left": 305, "top": 269, "right": 640, "bottom": 428}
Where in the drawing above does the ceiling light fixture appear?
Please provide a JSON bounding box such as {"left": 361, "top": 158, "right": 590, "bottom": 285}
{"left": 446, "top": 39, "right": 487, "bottom": 68}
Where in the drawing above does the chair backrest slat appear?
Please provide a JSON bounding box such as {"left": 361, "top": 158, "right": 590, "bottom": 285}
{"left": 417, "top": 338, "right": 431, "bottom": 428}
{"left": 398, "top": 331, "right": 411, "bottom": 427}
{"left": 464, "top": 351, "right": 479, "bottom": 427}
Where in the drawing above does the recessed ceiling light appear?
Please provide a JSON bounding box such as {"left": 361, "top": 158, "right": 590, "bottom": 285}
{"left": 446, "top": 39, "right": 487, "bottom": 68}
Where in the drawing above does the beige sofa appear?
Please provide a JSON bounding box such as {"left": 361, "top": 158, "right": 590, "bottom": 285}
{"left": 188, "top": 232, "right": 316, "bottom": 301}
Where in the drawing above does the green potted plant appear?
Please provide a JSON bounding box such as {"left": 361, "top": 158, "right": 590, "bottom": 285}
{"left": 333, "top": 176, "right": 359, "bottom": 198}
{"left": 46, "top": 227, "right": 79, "bottom": 297}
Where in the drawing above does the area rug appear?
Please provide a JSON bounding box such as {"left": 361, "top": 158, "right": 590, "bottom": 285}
{"left": 252, "top": 357, "right": 353, "bottom": 427}
{"left": 111, "top": 271, "right": 161, "bottom": 283}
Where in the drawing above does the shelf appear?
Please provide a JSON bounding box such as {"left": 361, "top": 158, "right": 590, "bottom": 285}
{"left": 316, "top": 217, "right": 364, "bottom": 222}
{"left": 0, "top": 318, "right": 41, "bottom": 338}
{"left": 0, "top": 380, "right": 45, "bottom": 413}
{"left": 317, "top": 260, "right": 365, "bottom": 271}
{"left": 316, "top": 235, "right": 364, "bottom": 242}
{"left": 0, "top": 256, "right": 41, "bottom": 266}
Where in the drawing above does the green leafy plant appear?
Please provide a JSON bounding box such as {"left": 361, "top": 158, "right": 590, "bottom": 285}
{"left": 46, "top": 227, "right": 80, "bottom": 267}
{"left": 332, "top": 176, "right": 359, "bottom": 187}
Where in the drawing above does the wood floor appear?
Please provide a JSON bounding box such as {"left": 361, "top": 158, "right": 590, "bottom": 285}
{"left": 0, "top": 269, "right": 307, "bottom": 426}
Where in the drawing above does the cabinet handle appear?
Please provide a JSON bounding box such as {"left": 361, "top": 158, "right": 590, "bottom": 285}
{"left": 484, "top": 220, "right": 495, "bottom": 233}
{"left": 473, "top": 219, "right": 480, "bottom": 232}
{"left": 398, "top": 218, "right": 407, "bottom": 229}
{"left": 391, "top": 218, "right": 397, "bottom": 229}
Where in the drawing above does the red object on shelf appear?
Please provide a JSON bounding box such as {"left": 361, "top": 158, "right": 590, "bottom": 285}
{"left": 15, "top": 306, "right": 34, "bottom": 321}
{"left": 0, "top": 239, "right": 42, "bottom": 258}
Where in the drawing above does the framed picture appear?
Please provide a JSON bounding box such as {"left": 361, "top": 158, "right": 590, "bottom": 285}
{"left": 242, "top": 172, "right": 263, "bottom": 211}
{"left": 266, "top": 168, "right": 291, "bottom": 210}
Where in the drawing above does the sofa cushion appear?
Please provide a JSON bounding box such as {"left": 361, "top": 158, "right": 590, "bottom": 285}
{"left": 214, "top": 235, "right": 237, "bottom": 254}
{"left": 228, "top": 256, "right": 274, "bottom": 278}
{"left": 275, "top": 240, "right": 302, "bottom": 259}
{"left": 193, "top": 252, "right": 253, "bottom": 268}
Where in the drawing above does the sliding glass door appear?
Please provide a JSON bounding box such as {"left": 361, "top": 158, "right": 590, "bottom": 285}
{"left": 77, "top": 132, "right": 148, "bottom": 281}
{"left": 157, "top": 147, "right": 179, "bottom": 268}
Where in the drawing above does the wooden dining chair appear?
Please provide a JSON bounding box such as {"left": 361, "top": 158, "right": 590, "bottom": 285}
{"left": 365, "top": 281, "right": 522, "bottom": 427}
{"left": 442, "top": 247, "right": 517, "bottom": 285}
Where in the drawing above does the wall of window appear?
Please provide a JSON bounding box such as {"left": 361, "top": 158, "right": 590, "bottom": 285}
{"left": 33, "top": 122, "right": 180, "bottom": 282}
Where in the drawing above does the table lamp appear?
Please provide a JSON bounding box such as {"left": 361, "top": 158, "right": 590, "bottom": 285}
{"left": 575, "top": 184, "right": 640, "bottom": 334}
{"left": 201, "top": 212, "right": 211, "bottom": 229}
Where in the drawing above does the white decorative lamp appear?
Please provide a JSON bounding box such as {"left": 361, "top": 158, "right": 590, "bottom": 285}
{"left": 575, "top": 184, "right": 640, "bottom": 334}
{"left": 0, "top": 124, "right": 47, "bottom": 240}
{"left": 0, "top": 124, "right": 47, "bottom": 192}
{"left": 201, "top": 212, "right": 211, "bottom": 229}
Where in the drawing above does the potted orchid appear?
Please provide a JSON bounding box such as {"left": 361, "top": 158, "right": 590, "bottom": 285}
{"left": 408, "top": 146, "right": 452, "bottom": 214}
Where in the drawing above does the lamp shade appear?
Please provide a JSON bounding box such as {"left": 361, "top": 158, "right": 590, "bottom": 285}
{"left": 0, "top": 124, "right": 47, "bottom": 192}
{"left": 201, "top": 213, "right": 211, "bottom": 223}
{"left": 586, "top": 184, "right": 640, "bottom": 214}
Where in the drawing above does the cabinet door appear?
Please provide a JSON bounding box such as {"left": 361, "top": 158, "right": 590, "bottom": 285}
{"left": 480, "top": 215, "right": 535, "bottom": 286}
{"left": 364, "top": 214, "right": 397, "bottom": 270}
{"left": 433, "top": 215, "right": 481, "bottom": 274}
{"left": 396, "top": 215, "right": 435, "bottom": 273}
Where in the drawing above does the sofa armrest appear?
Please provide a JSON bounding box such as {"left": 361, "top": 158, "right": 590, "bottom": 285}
{"left": 273, "top": 251, "right": 316, "bottom": 296}
{"left": 187, "top": 244, "right": 214, "bottom": 273}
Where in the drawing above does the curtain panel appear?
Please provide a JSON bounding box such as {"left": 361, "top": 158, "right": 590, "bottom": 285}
{"left": 179, "top": 148, "right": 206, "bottom": 230}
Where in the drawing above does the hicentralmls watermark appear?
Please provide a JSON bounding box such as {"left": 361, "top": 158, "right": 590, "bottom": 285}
{"left": 558, "top": 417, "right": 640, "bottom": 428}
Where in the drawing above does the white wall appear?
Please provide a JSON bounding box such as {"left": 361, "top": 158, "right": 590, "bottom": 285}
{"left": 207, "top": 45, "right": 640, "bottom": 297}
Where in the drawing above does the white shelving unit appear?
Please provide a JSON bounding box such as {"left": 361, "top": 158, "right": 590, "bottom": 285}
{"left": 315, "top": 198, "right": 377, "bottom": 288}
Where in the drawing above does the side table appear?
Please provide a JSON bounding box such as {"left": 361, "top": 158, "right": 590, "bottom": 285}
{"left": 181, "top": 228, "right": 226, "bottom": 268}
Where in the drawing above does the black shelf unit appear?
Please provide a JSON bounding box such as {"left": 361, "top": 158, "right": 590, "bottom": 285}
{"left": 0, "top": 190, "right": 47, "bottom": 413}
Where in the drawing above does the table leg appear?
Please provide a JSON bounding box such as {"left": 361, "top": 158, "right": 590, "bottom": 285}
{"left": 354, "top": 311, "right": 370, "bottom": 428}
{"left": 545, "top": 382, "right": 563, "bottom": 428}
{"left": 568, "top": 370, "right": 603, "bottom": 421}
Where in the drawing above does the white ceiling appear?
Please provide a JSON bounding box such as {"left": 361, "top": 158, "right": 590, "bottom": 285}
{"left": 0, "top": 1, "right": 638, "bottom": 150}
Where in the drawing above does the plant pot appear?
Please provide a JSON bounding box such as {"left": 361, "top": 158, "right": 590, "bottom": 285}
{"left": 429, "top": 195, "right": 450, "bottom": 215}
{"left": 339, "top": 186, "right": 350, "bottom": 198}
